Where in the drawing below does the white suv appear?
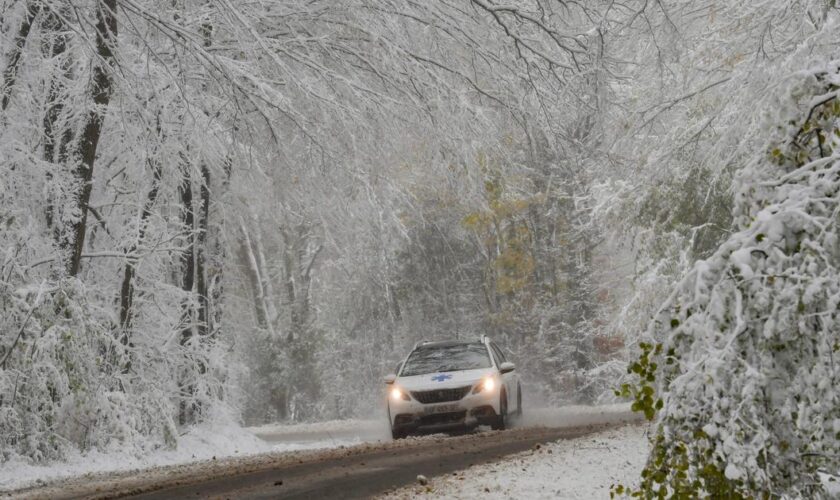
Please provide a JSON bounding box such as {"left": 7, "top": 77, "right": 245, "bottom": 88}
{"left": 384, "top": 336, "right": 522, "bottom": 439}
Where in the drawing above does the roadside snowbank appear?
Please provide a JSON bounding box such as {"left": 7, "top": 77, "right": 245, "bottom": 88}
{"left": 247, "top": 417, "right": 390, "bottom": 453}
{"left": 518, "top": 402, "right": 632, "bottom": 428}
{"left": 381, "top": 424, "right": 648, "bottom": 499}
{"left": 0, "top": 419, "right": 272, "bottom": 492}
{"left": 249, "top": 417, "right": 386, "bottom": 436}
{"left": 2, "top": 416, "right": 387, "bottom": 492}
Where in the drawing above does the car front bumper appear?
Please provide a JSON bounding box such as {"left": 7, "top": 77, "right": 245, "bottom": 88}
{"left": 388, "top": 387, "right": 501, "bottom": 434}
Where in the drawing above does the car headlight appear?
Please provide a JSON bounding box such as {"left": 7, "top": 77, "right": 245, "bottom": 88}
{"left": 390, "top": 386, "right": 410, "bottom": 401}
{"left": 472, "top": 376, "right": 496, "bottom": 394}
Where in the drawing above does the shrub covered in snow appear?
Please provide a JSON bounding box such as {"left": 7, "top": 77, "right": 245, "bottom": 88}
{"left": 0, "top": 277, "right": 222, "bottom": 463}
{"left": 620, "top": 64, "right": 840, "bottom": 497}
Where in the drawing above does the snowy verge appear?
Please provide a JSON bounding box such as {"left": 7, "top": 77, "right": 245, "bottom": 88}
{"left": 517, "top": 402, "right": 633, "bottom": 428}
{"left": 249, "top": 417, "right": 385, "bottom": 436}
{"left": 1, "top": 416, "right": 389, "bottom": 493}
{"left": 0, "top": 418, "right": 272, "bottom": 493}
{"left": 380, "top": 424, "right": 648, "bottom": 499}
{"left": 248, "top": 416, "right": 390, "bottom": 445}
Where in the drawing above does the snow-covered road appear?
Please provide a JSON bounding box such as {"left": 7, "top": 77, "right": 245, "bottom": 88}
{"left": 2, "top": 404, "right": 642, "bottom": 499}
{"left": 248, "top": 403, "right": 635, "bottom": 450}
{"left": 381, "top": 425, "right": 648, "bottom": 499}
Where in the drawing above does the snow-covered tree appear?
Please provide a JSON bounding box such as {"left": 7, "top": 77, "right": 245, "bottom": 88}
{"left": 619, "top": 61, "right": 840, "bottom": 498}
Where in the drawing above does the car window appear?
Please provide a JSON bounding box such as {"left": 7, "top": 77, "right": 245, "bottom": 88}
{"left": 400, "top": 343, "right": 492, "bottom": 376}
{"left": 490, "top": 343, "right": 506, "bottom": 365}
{"left": 488, "top": 344, "right": 501, "bottom": 365}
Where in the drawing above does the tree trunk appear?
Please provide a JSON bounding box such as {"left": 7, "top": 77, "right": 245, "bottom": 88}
{"left": 208, "top": 158, "right": 232, "bottom": 338}
{"left": 240, "top": 221, "right": 277, "bottom": 336}
{"left": 178, "top": 15, "right": 217, "bottom": 426}
{"left": 1, "top": 1, "right": 40, "bottom": 112}
{"left": 118, "top": 142, "right": 163, "bottom": 371}
{"left": 178, "top": 162, "right": 196, "bottom": 426}
{"left": 40, "top": 7, "right": 74, "bottom": 234}
{"left": 280, "top": 227, "right": 298, "bottom": 340}
{"left": 196, "top": 164, "right": 210, "bottom": 339}
{"left": 238, "top": 226, "right": 268, "bottom": 329}
{"left": 251, "top": 215, "right": 277, "bottom": 324}
{"left": 67, "top": 0, "right": 118, "bottom": 277}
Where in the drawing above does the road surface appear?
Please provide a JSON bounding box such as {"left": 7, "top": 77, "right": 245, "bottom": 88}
{"left": 12, "top": 407, "right": 640, "bottom": 499}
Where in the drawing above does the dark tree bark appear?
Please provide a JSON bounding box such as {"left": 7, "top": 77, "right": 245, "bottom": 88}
{"left": 179, "top": 164, "right": 196, "bottom": 314}
{"left": 208, "top": 158, "right": 232, "bottom": 336}
{"left": 1, "top": 1, "right": 40, "bottom": 112}
{"left": 41, "top": 9, "right": 71, "bottom": 165}
{"left": 194, "top": 18, "right": 218, "bottom": 340}
{"left": 178, "top": 161, "right": 196, "bottom": 426}
{"left": 178, "top": 160, "right": 213, "bottom": 426}
{"left": 118, "top": 140, "right": 163, "bottom": 371}
{"left": 67, "top": 0, "right": 117, "bottom": 277}
{"left": 196, "top": 164, "right": 210, "bottom": 338}
{"left": 178, "top": 17, "right": 217, "bottom": 426}
{"left": 40, "top": 7, "right": 74, "bottom": 233}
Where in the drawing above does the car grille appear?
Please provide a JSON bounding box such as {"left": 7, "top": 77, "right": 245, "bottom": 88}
{"left": 420, "top": 411, "right": 466, "bottom": 426}
{"left": 411, "top": 386, "right": 471, "bottom": 404}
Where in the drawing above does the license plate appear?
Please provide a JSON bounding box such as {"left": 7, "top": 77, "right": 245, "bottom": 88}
{"left": 424, "top": 403, "right": 458, "bottom": 414}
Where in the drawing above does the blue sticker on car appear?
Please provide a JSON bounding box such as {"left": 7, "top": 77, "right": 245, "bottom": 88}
{"left": 431, "top": 374, "right": 452, "bottom": 382}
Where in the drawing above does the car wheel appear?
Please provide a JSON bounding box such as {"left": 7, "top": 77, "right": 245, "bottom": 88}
{"left": 388, "top": 406, "right": 406, "bottom": 439}
{"left": 491, "top": 390, "right": 507, "bottom": 431}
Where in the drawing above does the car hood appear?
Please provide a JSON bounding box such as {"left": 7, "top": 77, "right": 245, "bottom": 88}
{"left": 396, "top": 368, "right": 494, "bottom": 391}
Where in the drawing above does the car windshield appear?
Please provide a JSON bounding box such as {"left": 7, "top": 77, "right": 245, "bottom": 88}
{"left": 400, "top": 342, "right": 491, "bottom": 376}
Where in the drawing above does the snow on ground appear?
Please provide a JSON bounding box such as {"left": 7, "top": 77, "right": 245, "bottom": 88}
{"left": 249, "top": 417, "right": 386, "bottom": 436}
{"left": 247, "top": 403, "right": 634, "bottom": 444}
{"left": 822, "top": 472, "right": 840, "bottom": 497}
{"left": 380, "top": 424, "right": 648, "bottom": 500}
{"left": 248, "top": 416, "right": 390, "bottom": 448}
{"left": 0, "top": 403, "right": 635, "bottom": 494}
{"left": 0, "top": 417, "right": 274, "bottom": 492}
{"left": 0, "top": 415, "right": 388, "bottom": 492}
{"left": 517, "top": 402, "right": 633, "bottom": 429}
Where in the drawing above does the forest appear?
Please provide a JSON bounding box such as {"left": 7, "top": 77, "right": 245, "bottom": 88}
{"left": 0, "top": 0, "right": 838, "bottom": 497}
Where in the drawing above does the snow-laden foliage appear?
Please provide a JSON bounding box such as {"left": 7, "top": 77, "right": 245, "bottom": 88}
{"left": 1, "top": 0, "right": 629, "bottom": 462}
{"left": 5, "top": 0, "right": 837, "bottom": 489}
{"left": 595, "top": 0, "right": 839, "bottom": 359}
{"left": 0, "top": 280, "right": 201, "bottom": 461}
{"left": 620, "top": 64, "right": 840, "bottom": 497}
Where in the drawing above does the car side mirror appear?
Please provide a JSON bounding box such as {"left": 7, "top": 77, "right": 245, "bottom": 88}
{"left": 499, "top": 361, "right": 515, "bottom": 374}
{"left": 384, "top": 373, "right": 397, "bottom": 385}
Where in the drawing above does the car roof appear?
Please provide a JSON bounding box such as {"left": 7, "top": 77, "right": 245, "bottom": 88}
{"left": 414, "top": 340, "right": 484, "bottom": 349}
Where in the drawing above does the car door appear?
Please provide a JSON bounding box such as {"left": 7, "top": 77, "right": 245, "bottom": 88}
{"left": 491, "top": 343, "right": 518, "bottom": 411}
